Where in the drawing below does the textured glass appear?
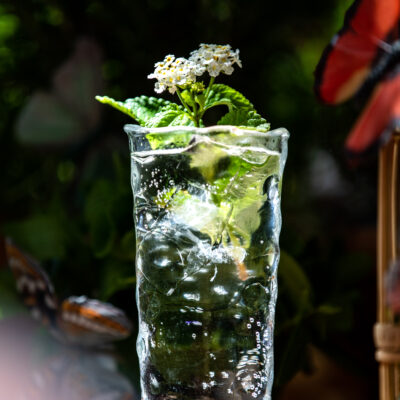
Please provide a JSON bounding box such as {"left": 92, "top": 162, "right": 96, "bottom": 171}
{"left": 125, "top": 124, "right": 289, "bottom": 400}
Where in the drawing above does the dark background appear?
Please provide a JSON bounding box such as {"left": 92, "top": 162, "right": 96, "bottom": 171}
{"left": 0, "top": 0, "right": 379, "bottom": 398}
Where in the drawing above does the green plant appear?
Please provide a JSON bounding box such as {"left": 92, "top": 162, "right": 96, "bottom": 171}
{"left": 96, "top": 44, "right": 270, "bottom": 131}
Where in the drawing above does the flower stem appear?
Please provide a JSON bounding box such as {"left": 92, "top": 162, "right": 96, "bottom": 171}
{"left": 204, "top": 76, "right": 215, "bottom": 101}
{"left": 176, "top": 88, "right": 191, "bottom": 113}
{"left": 176, "top": 87, "right": 198, "bottom": 126}
{"left": 189, "top": 90, "right": 200, "bottom": 126}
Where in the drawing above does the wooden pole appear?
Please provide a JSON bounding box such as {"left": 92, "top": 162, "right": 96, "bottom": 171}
{"left": 392, "top": 136, "right": 399, "bottom": 398}
{"left": 376, "top": 140, "right": 390, "bottom": 400}
{"left": 377, "top": 142, "right": 389, "bottom": 324}
{"left": 375, "top": 132, "right": 400, "bottom": 400}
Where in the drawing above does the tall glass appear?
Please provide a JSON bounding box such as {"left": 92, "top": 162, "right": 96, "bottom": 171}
{"left": 125, "top": 124, "right": 289, "bottom": 400}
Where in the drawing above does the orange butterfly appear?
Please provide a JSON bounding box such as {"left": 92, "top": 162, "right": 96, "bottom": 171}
{"left": 5, "top": 238, "right": 132, "bottom": 347}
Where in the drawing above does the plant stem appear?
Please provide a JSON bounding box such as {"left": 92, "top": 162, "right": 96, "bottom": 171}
{"left": 204, "top": 76, "right": 215, "bottom": 101}
{"left": 197, "top": 77, "right": 215, "bottom": 121}
{"left": 189, "top": 91, "right": 200, "bottom": 126}
{"left": 176, "top": 87, "right": 198, "bottom": 127}
{"left": 176, "top": 88, "right": 192, "bottom": 112}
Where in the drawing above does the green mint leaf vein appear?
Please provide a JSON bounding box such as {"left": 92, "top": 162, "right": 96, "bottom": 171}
{"left": 217, "top": 109, "right": 270, "bottom": 131}
{"left": 144, "top": 104, "right": 194, "bottom": 149}
{"left": 204, "top": 84, "right": 254, "bottom": 112}
{"left": 145, "top": 104, "right": 194, "bottom": 128}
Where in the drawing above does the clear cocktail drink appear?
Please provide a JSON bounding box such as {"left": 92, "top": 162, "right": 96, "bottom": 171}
{"left": 126, "top": 124, "right": 288, "bottom": 400}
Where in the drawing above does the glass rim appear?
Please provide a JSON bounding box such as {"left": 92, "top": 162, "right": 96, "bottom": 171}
{"left": 124, "top": 123, "right": 290, "bottom": 139}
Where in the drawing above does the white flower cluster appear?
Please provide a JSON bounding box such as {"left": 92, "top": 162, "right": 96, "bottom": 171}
{"left": 147, "top": 55, "right": 202, "bottom": 94}
{"left": 148, "top": 44, "right": 242, "bottom": 94}
{"left": 189, "top": 44, "right": 242, "bottom": 77}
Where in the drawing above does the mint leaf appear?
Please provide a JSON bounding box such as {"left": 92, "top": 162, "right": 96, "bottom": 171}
{"left": 145, "top": 130, "right": 193, "bottom": 150}
{"left": 95, "top": 95, "right": 177, "bottom": 125}
{"left": 145, "top": 104, "right": 194, "bottom": 128}
{"left": 204, "top": 85, "right": 270, "bottom": 130}
{"left": 169, "top": 189, "right": 232, "bottom": 245}
{"left": 144, "top": 105, "right": 194, "bottom": 149}
{"left": 217, "top": 109, "right": 270, "bottom": 131}
{"left": 213, "top": 156, "right": 279, "bottom": 248}
{"left": 204, "top": 84, "right": 254, "bottom": 112}
{"left": 189, "top": 143, "right": 228, "bottom": 181}
{"left": 185, "top": 136, "right": 280, "bottom": 248}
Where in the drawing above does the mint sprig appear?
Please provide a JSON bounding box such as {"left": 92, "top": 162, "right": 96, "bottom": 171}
{"left": 96, "top": 85, "right": 269, "bottom": 132}
{"left": 96, "top": 44, "right": 271, "bottom": 132}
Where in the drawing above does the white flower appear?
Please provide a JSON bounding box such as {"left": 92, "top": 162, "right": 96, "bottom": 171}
{"left": 189, "top": 43, "right": 242, "bottom": 78}
{"left": 148, "top": 55, "right": 200, "bottom": 94}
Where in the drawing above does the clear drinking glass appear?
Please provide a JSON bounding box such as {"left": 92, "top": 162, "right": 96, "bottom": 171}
{"left": 125, "top": 124, "right": 289, "bottom": 400}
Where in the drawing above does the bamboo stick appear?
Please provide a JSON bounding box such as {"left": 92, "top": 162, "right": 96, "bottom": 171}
{"left": 391, "top": 136, "right": 399, "bottom": 261}
{"left": 380, "top": 364, "right": 386, "bottom": 399}
{"left": 377, "top": 139, "right": 392, "bottom": 400}
{"left": 377, "top": 143, "right": 389, "bottom": 324}
{"left": 392, "top": 135, "right": 400, "bottom": 398}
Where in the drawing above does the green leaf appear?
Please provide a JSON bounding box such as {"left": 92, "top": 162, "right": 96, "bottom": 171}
{"left": 195, "top": 93, "right": 206, "bottom": 108}
{"left": 115, "top": 230, "right": 136, "bottom": 261}
{"left": 84, "top": 179, "right": 117, "bottom": 258}
{"left": 89, "top": 211, "right": 116, "bottom": 258}
{"left": 216, "top": 156, "right": 279, "bottom": 248}
{"left": 145, "top": 129, "right": 193, "bottom": 150}
{"left": 145, "top": 104, "right": 194, "bottom": 128}
{"left": 204, "top": 84, "right": 254, "bottom": 112}
{"left": 95, "top": 95, "right": 177, "bottom": 125}
{"left": 143, "top": 104, "right": 194, "bottom": 149}
{"left": 189, "top": 143, "right": 228, "bottom": 181}
{"left": 3, "top": 214, "right": 68, "bottom": 260}
{"left": 217, "top": 109, "right": 270, "bottom": 131}
{"left": 279, "top": 250, "right": 312, "bottom": 313}
{"left": 172, "top": 149, "right": 279, "bottom": 248}
{"left": 168, "top": 190, "right": 232, "bottom": 244}
{"left": 100, "top": 259, "right": 135, "bottom": 300}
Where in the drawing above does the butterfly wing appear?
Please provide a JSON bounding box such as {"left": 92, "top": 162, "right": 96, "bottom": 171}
{"left": 345, "top": 69, "right": 400, "bottom": 153}
{"left": 58, "top": 295, "right": 133, "bottom": 347}
{"left": 4, "top": 238, "right": 59, "bottom": 327}
{"left": 5, "top": 239, "right": 132, "bottom": 348}
{"left": 315, "top": 0, "right": 400, "bottom": 104}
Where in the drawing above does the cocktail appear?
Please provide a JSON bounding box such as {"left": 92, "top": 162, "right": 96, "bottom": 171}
{"left": 97, "top": 44, "right": 289, "bottom": 399}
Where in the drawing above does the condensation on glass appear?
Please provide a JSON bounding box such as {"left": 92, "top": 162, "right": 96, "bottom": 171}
{"left": 125, "top": 124, "right": 289, "bottom": 400}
